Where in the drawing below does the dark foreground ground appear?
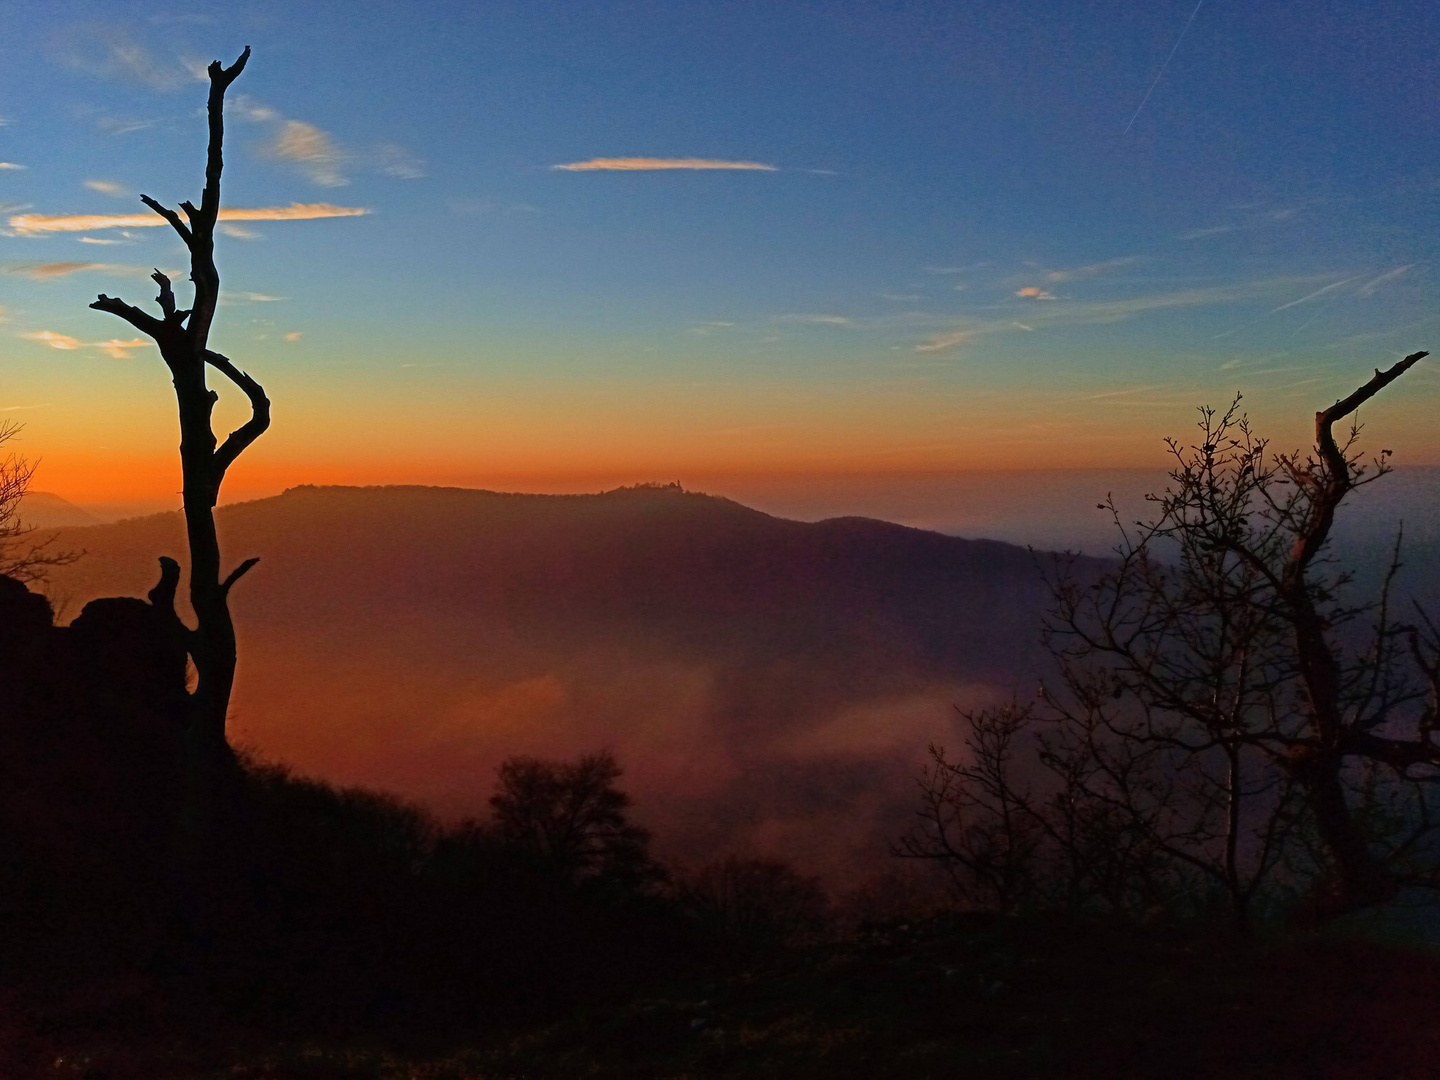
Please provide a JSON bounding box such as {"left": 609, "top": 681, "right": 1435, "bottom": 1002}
{"left": 7, "top": 916, "right": 1440, "bottom": 1080}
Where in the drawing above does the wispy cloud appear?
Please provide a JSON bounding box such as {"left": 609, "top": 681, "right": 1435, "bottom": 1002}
{"left": 219, "top": 223, "right": 260, "bottom": 240}
{"left": 1016, "top": 286, "right": 1057, "bottom": 300}
{"left": 90, "top": 338, "right": 152, "bottom": 358}
{"left": 911, "top": 277, "right": 1322, "bottom": 354}
{"left": 23, "top": 330, "right": 150, "bottom": 358}
{"left": 1357, "top": 264, "right": 1416, "bottom": 297}
{"left": 53, "top": 29, "right": 188, "bottom": 91}
{"left": 269, "top": 120, "right": 347, "bottom": 187}
{"left": 1083, "top": 384, "right": 1166, "bottom": 401}
{"left": 1178, "top": 224, "right": 1234, "bottom": 241}
{"left": 0, "top": 162, "right": 26, "bottom": 171}
{"left": 0, "top": 403, "right": 49, "bottom": 412}
{"left": 283, "top": 331, "right": 303, "bottom": 342}
{"left": 231, "top": 95, "right": 278, "bottom": 122}
{"left": 5, "top": 261, "right": 150, "bottom": 280}
{"left": 1044, "top": 256, "right": 1140, "bottom": 283}
{"left": 551, "top": 157, "right": 777, "bottom": 172}
{"left": 23, "top": 330, "right": 81, "bottom": 349}
{"left": 1269, "top": 276, "right": 1363, "bottom": 313}
{"left": 78, "top": 236, "right": 128, "bottom": 245}
{"left": 373, "top": 142, "right": 426, "bottom": 180}
{"left": 1053, "top": 280, "right": 1311, "bottom": 322}
{"left": 924, "top": 263, "right": 989, "bottom": 275}
{"left": 93, "top": 116, "right": 156, "bottom": 136}
{"left": 9, "top": 203, "right": 370, "bottom": 235}
{"left": 914, "top": 330, "right": 972, "bottom": 353}
{"left": 256, "top": 110, "right": 425, "bottom": 185}
{"left": 221, "top": 291, "right": 285, "bottom": 304}
{"left": 85, "top": 179, "right": 130, "bottom": 197}
{"left": 774, "top": 313, "right": 851, "bottom": 325}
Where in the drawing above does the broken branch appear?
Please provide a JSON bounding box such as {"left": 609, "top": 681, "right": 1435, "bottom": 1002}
{"left": 89, "top": 294, "right": 164, "bottom": 339}
{"left": 140, "top": 195, "right": 193, "bottom": 247}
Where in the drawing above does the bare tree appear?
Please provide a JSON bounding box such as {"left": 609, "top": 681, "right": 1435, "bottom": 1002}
{"left": 903, "top": 354, "right": 1440, "bottom": 924}
{"left": 896, "top": 706, "right": 1046, "bottom": 915}
{"left": 0, "top": 422, "right": 77, "bottom": 583}
{"left": 1052, "top": 353, "right": 1440, "bottom": 919}
{"left": 87, "top": 48, "right": 268, "bottom": 792}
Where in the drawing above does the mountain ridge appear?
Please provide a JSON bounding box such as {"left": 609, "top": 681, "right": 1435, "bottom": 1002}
{"left": 36, "top": 482, "right": 1091, "bottom": 878}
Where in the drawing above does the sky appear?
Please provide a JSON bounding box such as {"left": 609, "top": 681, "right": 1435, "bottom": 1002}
{"left": 1, "top": 0, "right": 1437, "bottom": 513}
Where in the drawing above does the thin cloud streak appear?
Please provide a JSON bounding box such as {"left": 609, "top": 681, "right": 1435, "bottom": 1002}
{"left": 9, "top": 203, "right": 370, "bottom": 235}
{"left": 1358, "top": 264, "right": 1416, "bottom": 297}
{"left": 23, "top": 331, "right": 80, "bottom": 350}
{"left": 1124, "top": 0, "right": 1205, "bottom": 133}
{"left": 773, "top": 313, "right": 851, "bottom": 325}
{"left": 1045, "top": 256, "right": 1140, "bottom": 283}
{"left": 914, "top": 330, "right": 972, "bottom": 353}
{"left": 1178, "top": 224, "right": 1234, "bottom": 241}
{"left": 1270, "top": 276, "right": 1363, "bottom": 313}
{"left": 22, "top": 330, "right": 150, "bottom": 358}
{"left": 915, "top": 277, "right": 1324, "bottom": 353}
{"left": 551, "top": 157, "right": 777, "bottom": 171}
{"left": 5, "top": 262, "right": 150, "bottom": 280}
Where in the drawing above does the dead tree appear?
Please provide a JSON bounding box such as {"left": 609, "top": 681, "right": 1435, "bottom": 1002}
{"left": 902, "top": 354, "right": 1439, "bottom": 926}
{"left": 1046, "top": 352, "right": 1436, "bottom": 920}
{"left": 89, "top": 48, "right": 267, "bottom": 805}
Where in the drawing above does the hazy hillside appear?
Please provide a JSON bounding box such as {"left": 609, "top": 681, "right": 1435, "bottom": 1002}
{"left": 15, "top": 491, "right": 99, "bottom": 530}
{"left": 40, "top": 483, "right": 1088, "bottom": 879}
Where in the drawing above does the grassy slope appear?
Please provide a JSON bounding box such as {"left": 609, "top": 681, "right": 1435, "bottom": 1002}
{"left": 10, "top": 918, "right": 1440, "bottom": 1079}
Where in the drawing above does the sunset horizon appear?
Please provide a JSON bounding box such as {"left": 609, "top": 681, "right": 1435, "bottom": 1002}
{"left": 4, "top": 4, "right": 1440, "bottom": 1074}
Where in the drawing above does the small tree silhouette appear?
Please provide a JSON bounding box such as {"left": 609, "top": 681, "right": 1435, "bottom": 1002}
{"left": 490, "top": 752, "right": 657, "bottom": 889}
{"left": 87, "top": 49, "right": 267, "bottom": 808}
{"left": 0, "top": 422, "right": 77, "bottom": 583}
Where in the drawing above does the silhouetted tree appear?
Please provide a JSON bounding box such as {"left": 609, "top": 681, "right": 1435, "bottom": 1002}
{"left": 490, "top": 751, "right": 659, "bottom": 891}
{"left": 903, "top": 354, "right": 1440, "bottom": 924}
{"left": 87, "top": 48, "right": 268, "bottom": 818}
{"left": 0, "top": 423, "right": 77, "bottom": 582}
{"left": 897, "top": 706, "right": 1049, "bottom": 915}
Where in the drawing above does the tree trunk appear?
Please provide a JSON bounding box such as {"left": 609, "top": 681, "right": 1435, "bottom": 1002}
{"left": 90, "top": 48, "right": 268, "bottom": 832}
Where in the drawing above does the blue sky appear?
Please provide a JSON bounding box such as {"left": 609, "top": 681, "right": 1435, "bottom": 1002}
{"left": 1, "top": 0, "right": 1437, "bottom": 508}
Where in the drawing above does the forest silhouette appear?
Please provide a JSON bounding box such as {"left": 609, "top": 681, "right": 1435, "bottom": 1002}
{"left": 5, "top": 48, "right": 1440, "bottom": 1078}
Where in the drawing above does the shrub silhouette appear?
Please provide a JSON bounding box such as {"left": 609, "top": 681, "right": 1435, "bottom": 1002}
{"left": 490, "top": 751, "right": 663, "bottom": 894}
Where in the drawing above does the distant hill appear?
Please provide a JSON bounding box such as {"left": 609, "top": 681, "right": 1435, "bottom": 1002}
{"left": 16, "top": 492, "right": 99, "bottom": 529}
{"left": 38, "top": 483, "right": 1096, "bottom": 878}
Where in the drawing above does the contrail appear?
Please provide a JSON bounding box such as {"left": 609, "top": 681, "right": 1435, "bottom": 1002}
{"left": 1271, "top": 276, "right": 1362, "bottom": 313}
{"left": 1124, "top": 0, "right": 1205, "bottom": 134}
